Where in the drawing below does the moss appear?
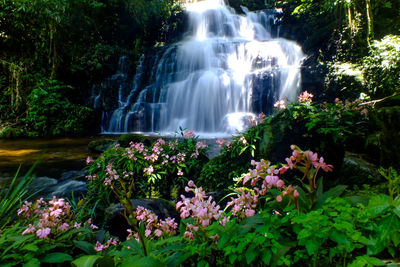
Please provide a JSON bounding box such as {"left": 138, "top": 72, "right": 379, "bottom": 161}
{"left": 87, "top": 139, "right": 117, "bottom": 153}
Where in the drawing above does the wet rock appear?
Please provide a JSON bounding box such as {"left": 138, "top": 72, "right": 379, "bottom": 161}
{"left": 47, "top": 180, "right": 87, "bottom": 199}
{"left": 338, "top": 152, "right": 382, "bottom": 187}
{"left": 88, "top": 139, "right": 117, "bottom": 153}
{"left": 29, "top": 177, "right": 58, "bottom": 196}
{"left": 104, "top": 198, "right": 178, "bottom": 240}
{"left": 60, "top": 170, "right": 86, "bottom": 181}
{"left": 29, "top": 176, "right": 87, "bottom": 200}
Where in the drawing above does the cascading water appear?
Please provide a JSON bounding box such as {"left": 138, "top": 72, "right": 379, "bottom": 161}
{"left": 103, "top": 0, "right": 304, "bottom": 137}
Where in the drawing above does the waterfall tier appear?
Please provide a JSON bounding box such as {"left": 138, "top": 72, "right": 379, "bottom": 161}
{"left": 97, "top": 0, "right": 304, "bottom": 137}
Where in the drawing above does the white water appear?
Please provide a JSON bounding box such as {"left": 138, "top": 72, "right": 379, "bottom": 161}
{"left": 105, "top": 0, "right": 304, "bottom": 137}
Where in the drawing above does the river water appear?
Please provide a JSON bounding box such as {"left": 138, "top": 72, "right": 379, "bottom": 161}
{"left": 0, "top": 137, "right": 114, "bottom": 179}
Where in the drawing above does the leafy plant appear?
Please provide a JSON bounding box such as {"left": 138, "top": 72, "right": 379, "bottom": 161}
{"left": 363, "top": 35, "right": 400, "bottom": 97}
{"left": 24, "top": 78, "right": 92, "bottom": 136}
{"left": 0, "top": 197, "right": 100, "bottom": 266}
{"left": 292, "top": 197, "right": 369, "bottom": 266}
{"left": 0, "top": 161, "right": 40, "bottom": 229}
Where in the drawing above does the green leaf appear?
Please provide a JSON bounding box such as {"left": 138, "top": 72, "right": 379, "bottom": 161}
{"left": 368, "top": 214, "right": 400, "bottom": 255}
{"left": 305, "top": 239, "right": 321, "bottom": 255}
{"left": 329, "top": 231, "right": 348, "bottom": 245}
{"left": 121, "top": 256, "right": 166, "bottom": 267}
{"left": 245, "top": 245, "right": 257, "bottom": 264}
{"left": 22, "top": 258, "right": 40, "bottom": 267}
{"left": 368, "top": 195, "right": 391, "bottom": 217}
{"left": 21, "top": 243, "right": 39, "bottom": 252}
{"left": 314, "top": 185, "right": 347, "bottom": 209}
{"left": 261, "top": 249, "right": 272, "bottom": 265}
{"left": 41, "top": 252, "right": 73, "bottom": 263}
{"left": 74, "top": 240, "right": 96, "bottom": 254}
{"left": 349, "top": 255, "right": 385, "bottom": 267}
{"left": 71, "top": 255, "right": 103, "bottom": 267}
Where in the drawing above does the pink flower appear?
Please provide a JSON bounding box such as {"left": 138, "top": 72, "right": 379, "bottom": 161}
{"left": 74, "top": 222, "right": 81, "bottom": 229}
{"left": 144, "top": 165, "right": 154, "bottom": 176}
{"left": 184, "top": 231, "right": 194, "bottom": 240}
{"left": 145, "top": 229, "right": 152, "bottom": 237}
{"left": 239, "top": 136, "right": 247, "bottom": 145}
{"left": 94, "top": 242, "right": 104, "bottom": 252}
{"left": 177, "top": 169, "right": 184, "bottom": 176}
{"left": 276, "top": 179, "right": 285, "bottom": 189}
{"left": 216, "top": 138, "right": 226, "bottom": 147}
{"left": 86, "top": 156, "right": 94, "bottom": 164}
{"left": 154, "top": 229, "right": 163, "bottom": 237}
{"left": 196, "top": 141, "right": 207, "bottom": 150}
{"left": 188, "top": 180, "right": 195, "bottom": 187}
{"left": 59, "top": 223, "right": 69, "bottom": 231}
{"left": 36, "top": 228, "right": 51, "bottom": 239}
{"left": 245, "top": 209, "right": 255, "bottom": 217}
{"left": 274, "top": 100, "right": 286, "bottom": 109}
{"left": 276, "top": 195, "right": 282, "bottom": 202}
{"left": 22, "top": 224, "right": 35, "bottom": 235}
{"left": 294, "top": 190, "right": 300, "bottom": 198}
{"left": 183, "top": 130, "right": 195, "bottom": 139}
{"left": 298, "top": 91, "right": 314, "bottom": 103}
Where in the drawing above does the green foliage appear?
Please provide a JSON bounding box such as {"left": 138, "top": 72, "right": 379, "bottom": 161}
{"left": 362, "top": 35, "right": 400, "bottom": 98}
{"left": 292, "top": 197, "right": 369, "bottom": 266}
{"left": 198, "top": 122, "right": 261, "bottom": 191}
{"left": 24, "top": 78, "right": 92, "bottom": 136}
{"left": 210, "top": 209, "right": 295, "bottom": 266}
{"left": 0, "top": 0, "right": 180, "bottom": 133}
{"left": 0, "top": 223, "right": 96, "bottom": 266}
{"left": 0, "top": 162, "right": 38, "bottom": 229}
{"left": 82, "top": 134, "right": 208, "bottom": 225}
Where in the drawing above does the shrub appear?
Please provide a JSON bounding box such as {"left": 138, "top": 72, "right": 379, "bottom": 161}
{"left": 363, "top": 35, "right": 400, "bottom": 98}
{"left": 24, "top": 78, "right": 92, "bottom": 136}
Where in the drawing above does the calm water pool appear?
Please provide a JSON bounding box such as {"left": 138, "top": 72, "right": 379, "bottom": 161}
{"left": 0, "top": 137, "right": 115, "bottom": 179}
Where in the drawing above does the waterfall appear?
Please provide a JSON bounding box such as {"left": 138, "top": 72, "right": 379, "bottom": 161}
{"left": 103, "top": 0, "right": 304, "bottom": 137}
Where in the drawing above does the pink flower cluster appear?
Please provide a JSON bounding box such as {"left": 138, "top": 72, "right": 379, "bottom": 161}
{"left": 183, "top": 130, "right": 195, "bottom": 139}
{"left": 126, "top": 206, "right": 177, "bottom": 242}
{"left": 90, "top": 135, "right": 208, "bottom": 189}
{"left": 248, "top": 112, "right": 266, "bottom": 127}
{"left": 94, "top": 238, "right": 119, "bottom": 252}
{"left": 18, "top": 196, "right": 95, "bottom": 239}
{"left": 298, "top": 91, "right": 314, "bottom": 103}
{"left": 226, "top": 188, "right": 258, "bottom": 218}
{"left": 285, "top": 145, "right": 333, "bottom": 190}
{"left": 176, "top": 181, "right": 225, "bottom": 240}
{"left": 274, "top": 100, "right": 286, "bottom": 109}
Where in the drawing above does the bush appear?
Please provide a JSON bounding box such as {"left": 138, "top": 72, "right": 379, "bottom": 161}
{"left": 363, "top": 35, "right": 400, "bottom": 98}
{"left": 24, "top": 78, "right": 92, "bottom": 136}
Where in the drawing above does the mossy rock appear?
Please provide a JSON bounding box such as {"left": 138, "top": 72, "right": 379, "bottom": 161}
{"left": 338, "top": 152, "right": 382, "bottom": 187}
{"left": 371, "top": 106, "right": 400, "bottom": 168}
{"left": 88, "top": 139, "right": 117, "bottom": 153}
{"left": 255, "top": 112, "right": 345, "bottom": 187}
{"left": 118, "top": 133, "right": 152, "bottom": 147}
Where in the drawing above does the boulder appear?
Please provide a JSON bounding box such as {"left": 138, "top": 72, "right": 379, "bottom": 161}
{"left": 29, "top": 177, "right": 58, "bottom": 197}
{"left": 338, "top": 152, "right": 382, "bottom": 187}
{"left": 46, "top": 180, "right": 87, "bottom": 199}
{"left": 29, "top": 176, "right": 87, "bottom": 200}
{"left": 88, "top": 139, "right": 117, "bottom": 153}
{"left": 104, "top": 198, "right": 178, "bottom": 240}
{"left": 59, "top": 170, "right": 86, "bottom": 181}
